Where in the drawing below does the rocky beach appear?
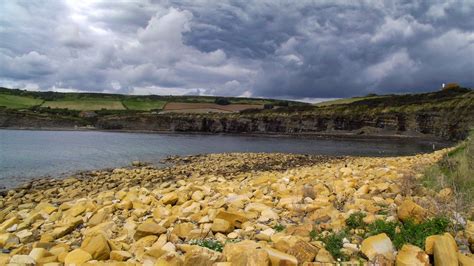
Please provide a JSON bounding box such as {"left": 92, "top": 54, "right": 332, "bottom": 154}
{"left": 0, "top": 151, "right": 473, "bottom": 265}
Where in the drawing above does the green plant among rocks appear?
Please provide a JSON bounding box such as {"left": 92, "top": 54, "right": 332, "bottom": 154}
{"left": 309, "top": 229, "right": 318, "bottom": 241}
{"left": 273, "top": 223, "right": 286, "bottom": 232}
{"left": 311, "top": 230, "right": 350, "bottom": 261}
{"left": 189, "top": 239, "right": 224, "bottom": 252}
{"left": 346, "top": 212, "right": 367, "bottom": 229}
{"left": 365, "top": 217, "right": 450, "bottom": 249}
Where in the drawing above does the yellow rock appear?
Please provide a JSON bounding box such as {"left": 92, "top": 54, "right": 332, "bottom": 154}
{"left": 286, "top": 240, "right": 319, "bottom": 263}
{"left": 315, "top": 248, "right": 335, "bottom": 263}
{"left": 458, "top": 252, "right": 474, "bottom": 266}
{"left": 154, "top": 251, "right": 184, "bottom": 266}
{"left": 88, "top": 211, "right": 108, "bottom": 226}
{"left": 50, "top": 216, "right": 83, "bottom": 239}
{"left": 263, "top": 247, "right": 297, "bottom": 266}
{"left": 184, "top": 245, "right": 223, "bottom": 266}
{"left": 9, "top": 254, "right": 36, "bottom": 265}
{"left": 134, "top": 220, "right": 167, "bottom": 239}
{"left": 50, "top": 244, "right": 70, "bottom": 256}
{"left": 360, "top": 233, "right": 394, "bottom": 261}
{"left": 173, "top": 223, "right": 195, "bottom": 239}
{"left": 211, "top": 218, "right": 234, "bottom": 233}
{"left": 110, "top": 250, "right": 132, "bottom": 261}
{"left": 395, "top": 244, "right": 429, "bottom": 266}
{"left": 36, "top": 255, "right": 58, "bottom": 265}
{"left": 130, "top": 235, "right": 158, "bottom": 256}
{"left": 245, "top": 202, "right": 270, "bottom": 212}
{"left": 215, "top": 210, "right": 248, "bottom": 228}
{"left": 0, "top": 233, "right": 19, "bottom": 248}
{"left": 438, "top": 188, "right": 453, "bottom": 201}
{"left": 64, "top": 248, "right": 92, "bottom": 265}
{"left": 274, "top": 235, "right": 299, "bottom": 253}
{"left": 222, "top": 240, "right": 270, "bottom": 266}
{"left": 181, "top": 202, "right": 201, "bottom": 215}
{"left": 35, "top": 202, "right": 57, "bottom": 215}
{"left": 0, "top": 216, "right": 19, "bottom": 232}
{"left": 466, "top": 220, "right": 474, "bottom": 245}
{"left": 0, "top": 254, "right": 10, "bottom": 265}
{"left": 432, "top": 233, "right": 458, "bottom": 266}
{"left": 29, "top": 247, "right": 51, "bottom": 261}
{"left": 191, "top": 191, "right": 204, "bottom": 201}
{"left": 65, "top": 203, "right": 86, "bottom": 217}
{"left": 397, "top": 199, "right": 426, "bottom": 223}
{"left": 83, "top": 221, "right": 115, "bottom": 238}
{"left": 255, "top": 228, "right": 275, "bottom": 241}
{"left": 80, "top": 232, "right": 111, "bottom": 260}
{"left": 161, "top": 192, "right": 179, "bottom": 205}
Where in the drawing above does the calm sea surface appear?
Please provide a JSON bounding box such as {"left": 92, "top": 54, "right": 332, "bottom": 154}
{"left": 0, "top": 129, "right": 451, "bottom": 189}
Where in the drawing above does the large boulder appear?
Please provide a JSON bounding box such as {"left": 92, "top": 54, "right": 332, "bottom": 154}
{"left": 64, "top": 248, "right": 92, "bottom": 265}
{"left": 425, "top": 233, "right": 458, "bottom": 266}
{"left": 215, "top": 211, "right": 248, "bottom": 228}
{"left": 184, "top": 245, "right": 223, "bottom": 266}
{"left": 80, "top": 232, "right": 111, "bottom": 260}
{"left": 286, "top": 240, "right": 319, "bottom": 263}
{"left": 263, "top": 247, "right": 297, "bottom": 266}
{"left": 361, "top": 233, "right": 395, "bottom": 261}
{"left": 173, "top": 222, "right": 196, "bottom": 239}
{"left": 0, "top": 233, "right": 19, "bottom": 248}
{"left": 134, "top": 220, "right": 167, "bottom": 239}
{"left": 395, "top": 244, "right": 429, "bottom": 266}
{"left": 161, "top": 192, "right": 179, "bottom": 205}
{"left": 397, "top": 199, "right": 426, "bottom": 223}
{"left": 211, "top": 218, "right": 234, "bottom": 233}
{"left": 222, "top": 240, "right": 270, "bottom": 266}
{"left": 458, "top": 252, "right": 474, "bottom": 266}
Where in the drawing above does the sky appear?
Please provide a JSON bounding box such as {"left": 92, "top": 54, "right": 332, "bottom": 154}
{"left": 0, "top": 0, "right": 473, "bottom": 100}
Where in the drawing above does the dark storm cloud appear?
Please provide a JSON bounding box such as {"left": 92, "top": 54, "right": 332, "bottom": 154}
{"left": 0, "top": 0, "right": 473, "bottom": 98}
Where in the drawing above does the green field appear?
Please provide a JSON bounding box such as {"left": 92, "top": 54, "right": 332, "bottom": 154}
{"left": 0, "top": 87, "right": 309, "bottom": 111}
{"left": 0, "top": 94, "right": 44, "bottom": 109}
{"left": 41, "top": 99, "right": 125, "bottom": 110}
{"left": 122, "top": 99, "right": 167, "bottom": 111}
{"left": 314, "top": 96, "right": 386, "bottom": 107}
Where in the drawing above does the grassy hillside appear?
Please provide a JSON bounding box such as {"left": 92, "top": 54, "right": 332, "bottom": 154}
{"left": 42, "top": 99, "right": 126, "bottom": 111}
{"left": 422, "top": 130, "right": 474, "bottom": 214}
{"left": 122, "top": 98, "right": 167, "bottom": 111}
{"left": 0, "top": 87, "right": 307, "bottom": 111}
{"left": 314, "top": 95, "right": 387, "bottom": 107}
{"left": 0, "top": 94, "right": 44, "bottom": 109}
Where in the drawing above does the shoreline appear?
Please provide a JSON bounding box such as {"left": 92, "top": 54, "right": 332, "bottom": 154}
{"left": 1, "top": 149, "right": 470, "bottom": 265}
{"left": 0, "top": 126, "right": 452, "bottom": 143}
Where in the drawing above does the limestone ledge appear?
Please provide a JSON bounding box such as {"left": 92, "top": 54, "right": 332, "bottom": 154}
{"left": 0, "top": 150, "right": 473, "bottom": 265}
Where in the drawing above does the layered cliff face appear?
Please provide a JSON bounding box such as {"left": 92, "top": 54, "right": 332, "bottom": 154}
{"left": 92, "top": 107, "right": 472, "bottom": 140}
{"left": 1, "top": 89, "right": 472, "bottom": 140}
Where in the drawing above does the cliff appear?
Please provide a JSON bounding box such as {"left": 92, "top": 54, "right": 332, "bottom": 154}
{"left": 1, "top": 88, "right": 473, "bottom": 140}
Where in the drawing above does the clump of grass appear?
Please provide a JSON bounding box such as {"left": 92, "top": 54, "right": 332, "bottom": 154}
{"left": 273, "top": 223, "right": 286, "bottom": 232}
{"left": 189, "top": 239, "right": 224, "bottom": 252}
{"left": 346, "top": 212, "right": 366, "bottom": 229}
{"left": 312, "top": 230, "right": 349, "bottom": 261}
{"left": 365, "top": 217, "right": 450, "bottom": 249}
{"left": 309, "top": 229, "right": 318, "bottom": 241}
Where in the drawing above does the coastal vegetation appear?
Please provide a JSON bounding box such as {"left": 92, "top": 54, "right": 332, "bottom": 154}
{"left": 422, "top": 130, "right": 474, "bottom": 214}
